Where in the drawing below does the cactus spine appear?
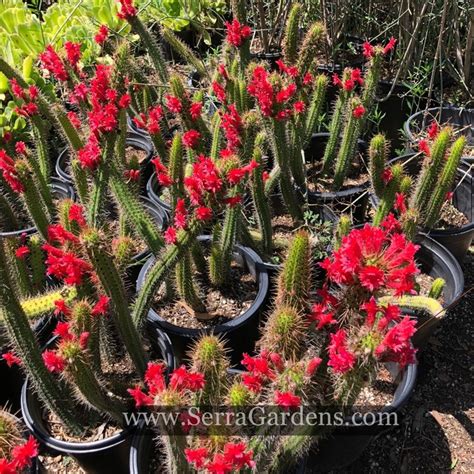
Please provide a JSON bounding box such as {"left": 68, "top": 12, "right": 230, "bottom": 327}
{"left": 283, "top": 4, "right": 302, "bottom": 65}
{"left": 369, "top": 134, "right": 388, "bottom": 198}
{"left": 372, "top": 163, "right": 403, "bottom": 226}
{"left": 176, "top": 252, "right": 206, "bottom": 313}
{"left": 303, "top": 74, "right": 328, "bottom": 148}
{"left": 428, "top": 278, "right": 445, "bottom": 299}
{"left": 333, "top": 214, "right": 351, "bottom": 250}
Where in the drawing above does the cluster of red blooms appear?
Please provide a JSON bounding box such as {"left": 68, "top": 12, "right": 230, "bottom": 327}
{"left": 39, "top": 44, "right": 70, "bottom": 81}
{"left": 9, "top": 78, "right": 39, "bottom": 118}
{"left": 41, "top": 295, "right": 110, "bottom": 373}
{"left": 0, "top": 149, "right": 23, "bottom": 193}
{"left": 153, "top": 154, "right": 258, "bottom": 244}
{"left": 133, "top": 105, "right": 164, "bottom": 135}
{"left": 240, "top": 351, "right": 321, "bottom": 410}
{"left": 247, "top": 66, "right": 308, "bottom": 120}
{"left": 0, "top": 436, "right": 38, "bottom": 473}
{"left": 94, "top": 25, "right": 109, "bottom": 45}
{"left": 332, "top": 68, "right": 364, "bottom": 92}
{"left": 185, "top": 442, "right": 255, "bottom": 473}
{"left": 225, "top": 19, "right": 252, "bottom": 47}
{"left": 314, "top": 221, "right": 419, "bottom": 372}
{"left": 127, "top": 362, "right": 205, "bottom": 408}
{"left": 117, "top": 0, "right": 137, "bottom": 20}
{"left": 220, "top": 104, "right": 243, "bottom": 153}
{"left": 363, "top": 37, "right": 397, "bottom": 59}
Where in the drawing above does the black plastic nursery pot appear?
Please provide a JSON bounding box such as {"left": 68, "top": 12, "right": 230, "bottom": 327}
{"left": 20, "top": 324, "right": 176, "bottom": 474}
{"left": 408, "top": 233, "right": 464, "bottom": 348}
{"left": 0, "top": 178, "right": 75, "bottom": 239}
{"left": 303, "top": 133, "right": 370, "bottom": 223}
{"left": 136, "top": 236, "right": 270, "bottom": 366}
{"left": 302, "top": 360, "right": 417, "bottom": 472}
{"left": 404, "top": 106, "right": 474, "bottom": 163}
{"left": 55, "top": 131, "right": 154, "bottom": 191}
{"left": 146, "top": 171, "right": 172, "bottom": 213}
{"left": 382, "top": 153, "right": 474, "bottom": 262}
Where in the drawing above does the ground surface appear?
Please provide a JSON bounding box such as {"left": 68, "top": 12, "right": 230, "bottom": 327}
{"left": 335, "top": 251, "right": 474, "bottom": 474}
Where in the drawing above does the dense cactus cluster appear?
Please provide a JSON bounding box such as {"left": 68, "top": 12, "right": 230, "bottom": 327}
{"left": 369, "top": 128, "right": 467, "bottom": 237}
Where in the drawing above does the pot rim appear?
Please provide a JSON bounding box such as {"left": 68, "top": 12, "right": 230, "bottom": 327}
{"left": 136, "top": 236, "right": 269, "bottom": 337}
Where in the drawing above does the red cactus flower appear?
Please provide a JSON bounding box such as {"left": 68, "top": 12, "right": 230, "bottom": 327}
{"left": 360, "top": 296, "right": 380, "bottom": 327}
{"left": 10, "top": 79, "right": 25, "bottom": 99}
{"left": 117, "top": 0, "right": 137, "bottom": 20}
{"left": 206, "top": 453, "right": 233, "bottom": 474}
{"left": 212, "top": 81, "right": 227, "bottom": 103}
{"left": 294, "top": 101, "right": 305, "bottom": 114}
{"left": 276, "top": 83, "right": 296, "bottom": 103}
{"left": 39, "top": 45, "right": 69, "bottom": 81}
{"left": 375, "top": 317, "right": 416, "bottom": 367}
{"left": 42, "top": 350, "right": 66, "bottom": 373}
{"left": 418, "top": 138, "right": 430, "bottom": 156}
{"left": 274, "top": 391, "right": 301, "bottom": 410}
{"left": 47, "top": 224, "right": 79, "bottom": 245}
{"left": 328, "top": 329, "right": 356, "bottom": 374}
{"left": 332, "top": 73, "right": 343, "bottom": 88}
{"left": 223, "top": 442, "right": 255, "bottom": 469}
{"left": 303, "top": 72, "right": 313, "bottom": 85}
{"left": 351, "top": 68, "right": 364, "bottom": 86}
{"left": 352, "top": 104, "right": 366, "bottom": 118}
{"left": 309, "top": 303, "right": 336, "bottom": 329}
{"left": 127, "top": 386, "right": 153, "bottom": 407}
{"left": 183, "top": 129, "right": 201, "bottom": 149}
{"left": 221, "top": 104, "right": 243, "bottom": 151}
{"left": 11, "top": 436, "right": 38, "bottom": 470}
{"left": 68, "top": 203, "right": 87, "bottom": 227}
{"left": 91, "top": 295, "right": 110, "bottom": 317}
{"left": 383, "top": 37, "right": 397, "bottom": 55}
{"left": 0, "top": 150, "right": 23, "bottom": 193}
{"left": 54, "top": 299, "right": 71, "bottom": 317}
{"left": 189, "top": 102, "right": 203, "bottom": 120}
{"left": 185, "top": 447, "right": 209, "bottom": 469}
{"left": 241, "top": 373, "right": 263, "bottom": 392}
{"left": 225, "top": 19, "right": 252, "bottom": 47}
{"left": 381, "top": 168, "right": 393, "bottom": 184}
{"left": 247, "top": 66, "right": 274, "bottom": 117}
{"left": 15, "top": 246, "right": 30, "bottom": 259}
{"left": 394, "top": 192, "right": 407, "bottom": 214}
{"left": 77, "top": 135, "right": 101, "bottom": 170}
{"left": 306, "top": 357, "right": 322, "bottom": 377}
{"left": 64, "top": 41, "right": 81, "bottom": 68}
{"left": 53, "top": 322, "right": 74, "bottom": 342}
{"left": 2, "top": 352, "right": 21, "bottom": 367}
{"left": 343, "top": 78, "right": 355, "bottom": 91}
{"left": 95, "top": 25, "right": 109, "bottom": 44}
{"left": 165, "top": 95, "right": 182, "bottom": 114}
{"left": 427, "top": 122, "right": 439, "bottom": 140}
{"left": 67, "top": 111, "right": 81, "bottom": 129}
{"left": 144, "top": 362, "right": 166, "bottom": 395}
{"left": 118, "top": 94, "right": 131, "bottom": 109}
{"left": 164, "top": 226, "right": 177, "bottom": 245}
{"left": 363, "top": 41, "right": 374, "bottom": 58}
{"left": 195, "top": 206, "right": 212, "bottom": 221}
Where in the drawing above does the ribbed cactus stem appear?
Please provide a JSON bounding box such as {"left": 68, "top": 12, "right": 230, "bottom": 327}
{"left": 29, "top": 235, "right": 46, "bottom": 292}
{"left": 428, "top": 278, "right": 445, "bottom": 299}
{"left": 0, "top": 194, "right": 18, "bottom": 230}
{"left": 369, "top": 134, "right": 388, "bottom": 198}
{"left": 378, "top": 295, "right": 445, "bottom": 320}
{"left": 15, "top": 161, "right": 49, "bottom": 240}
{"left": 168, "top": 134, "right": 184, "bottom": 210}
{"left": 333, "top": 214, "right": 351, "bottom": 250}
{"left": 176, "top": 252, "right": 206, "bottom": 313}
{"left": 410, "top": 128, "right": 452, "bottom": 214}
{"left": 283, "top": 3, "right": 302, "bottom": 65}
{"left": 0, "top": 241, "right": 81, "bottom": 434}
{"left": 30, "top": 117, "right": 51, "bottom": 180}
{"left": 251, "top": 147, "right": 272, "bottom": 255}
{"left": 303, "top": 75, "right": 328, "bottom": 148}
{"left": 423, "top": 136, "right": 466, "bottom": 228}
{"left": 62, "top": 343, "right": 126, "bottom": 423}
{"left": 83, "top": 230, "right": 146, "bottom": 376}
{"left": 401, "top": 208, "right": 418, "bottom": 241}
{"left": 132, "top": 221, "right": 202, "bottom": 327}
{"left": 227, "top": 382, "right": 252, "bottom": 406}
{"left": 209, "top": 204, "right": 240, "bottom": 287}
{"left": 332, "top": 100, "right": 361, "bottom": 191}
{"left": 296, "top": 22, "right": 325, "bottom": 76}
{"left": 161, "top": 28, "right": 207, "bottom": 79}
{"left": 359, "top": 52, "right": 383, "bottom": 132}
{"left": 276, "top": 231, "right": 312, "bottom": 312}
{"left": 270, "top": 120, "right": 303, "bottom": 222}
{"left": 116, "top": 109, "right": 127, "bottom": 168}
{"left": 70, "top": 159, "right": 89, "bottom": 207}
{"left": 373, "top": 163, "right": 404, "bottom": 226}
{"left": 128, "top": 16, "right": 169, "bottom": 83}
{"left": 191, "top": 335, "right": 229, "bottom": 406}
{"left": 210, "top": 113, "right": 222, "bottom": 161}
{"left": 231, "top": 0, "right": 247, "bottom": 23}
{"left": 5, "top": 239, "right": 32, "bottom": 298}
{"left": 321, "top": 91, "right": 348, "bottom": 175}
{"left": 110, "top": 166, "right": 165, "bottom": 256}
{"left": 259, "top": 305, "right": 306, "bottom": 359}
{"left": 19, "top": 287, "right": 77, "bottom": 320}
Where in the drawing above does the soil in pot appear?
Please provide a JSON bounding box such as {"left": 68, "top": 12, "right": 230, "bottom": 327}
{"left": 152, "top": 259, "right": 257, "bottom": 330}
{"left": 435, "top": 201, "right": 469, "bottom": 230}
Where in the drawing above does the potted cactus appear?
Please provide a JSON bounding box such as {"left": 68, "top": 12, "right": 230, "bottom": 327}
{"left": 369, "top": 129, "right": 473, "bottom": 261}
{"left": 128, "top": 226, "right": 425, "bottom": 472}
{"left": 0, "top": 408, "right": 39, "bottom": 473}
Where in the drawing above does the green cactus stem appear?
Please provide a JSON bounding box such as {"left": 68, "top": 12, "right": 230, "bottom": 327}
{"left": 283, "top": 3, "right": 302, "bottom": 65}
{"left": 15, "top": 160, "right": 49, "bottom": 240}
{"left": 18, "top": 287, "right": 77, "bottom": 320}
{"left": 332, "top": 99, "right": 362, "bottom": 191}
{"left": 127, "top": 16, "right": 169, "bottom": 83}
{"left": 0, "top": 241, "right": 81, "bottom": 434}
{"left": 161, "top": 28, "right": 207, "bottom": 80}
{"left": 259, "top": 305, "right": 306, "bottom": 359}
{"left": 110, "top": 166, "right": 165, "bottom": 256}
{"left": 251, "top": 146, "right": 272, "bottom": 256}
{"left": 175, "top": 252, "right": 206, "bottom": 313}
{"left": 29, "top": 235, "right": 46, "bottom": 292}
{"left": 191, "top": 335, "right": 229, "bottom": 406}
{"left": 5, "top": 239, "right": 32, "bottom": 298}
{"left": 372, "top": 163, "right": 404, "bottom": 226}
{"left": 30, "top": 117, "right": 51, "bottom": 180}
{"left": 70, "top": 159, "right": 89, "bottom": 208}
{"left": 227, "top": 382, "right": 253, "bottom": 406}
{"left": 82, "top": 229, "right": 146, "bottom": 376}
{"left": 369, "top": 134, "right": 388, "bottom": 198}
{"left": 428, "top": 278, "right": 445, "bottom": 299}
{"left": 423, "top": 135, "right": 466, "bottom": 228}
{"left": 333, "top": 214, "right": 351, "bottom": 250}
{"left": 132, "top": 221, "right": 202, "bottom": 327}
{"left": 359, "top": 51, "right": 383, "bottom": 132}
{"left": 210, "top": 113, "right": 222, "bottom": 161}
{"left": 378, "top": 295, "right": 445, "bottom": 320}
{"left": 0, "top": 193, "right": 19, "bottom": 230}
{"left": 303, "top": 74, "right": 328, "bottom": 148}
{"left": 410, "top": 128, "right": 452, "bottom": 216}
{"left": 61, "top": 343, "right": 126, "bottom": 424}
{"left": 168, "top": 133, "right": 184, "bottom": 210}
{"left": 270, "top": 120, "right": 304, "bottom": 222}
{"left": 276, "top": 231, "right": 312, "bottom": 312}
{"left": 296, "top": 22, "right": 325, "bottom": 77}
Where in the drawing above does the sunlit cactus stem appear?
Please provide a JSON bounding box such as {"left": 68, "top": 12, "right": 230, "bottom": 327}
{"left": 0, "top": 241, "right": 81, "bottom": 434}
{"left": 5, "top": 238, "right": 32, "bottom": 297}
{"left": 303, "top": 74, "right": 329, "bottom": 148}
{"left": 176, "top": 252, "right": 206, "bottom": 313}
{"left": 283, "top": 3, "right": 302, "bottom": 65}
{"left": 333, "top": 214, "right": 351, "bottom": 250}
{"left": 82, "top": 229, "right": 147, "bottom": 376}
{"left": 369, "top": 133, "right": 389, "bottom": 198}
{"left": 296, "top": 22, "right": 325, "bottom": 76}
{"left": 29, "top": 235, "right": 46, "bottom": 292}
{"left": 428, "top": 278, "right": 445, "bottom": 299}
{"left": 372, "top": 163, "right": 404, "bottom": 226}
